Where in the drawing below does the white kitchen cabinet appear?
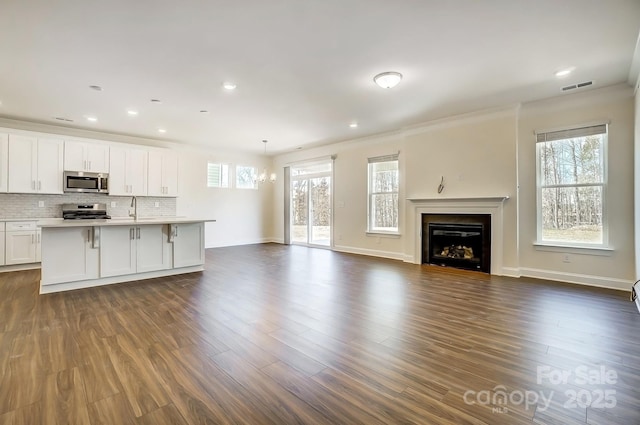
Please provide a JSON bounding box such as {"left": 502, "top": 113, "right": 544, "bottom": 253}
{"left": 148, "top": 150, "right": 178, "bottom": 197}
{"left": 0, "top": 133, "right": 8, "bottom": 193}
{"left": 64, "top": 141, "right": 109, "bottom": 173}
{"left": 0, "top": 223, "right": 5, "bottom": 266}
{"left": 171, "top": 222, "right": 205, "bottom": 268}
{"left": 7, "top": 135, "right": 64, "bottom": 194}
{"left": 100, "top": 224, "right": 171, "bottom": 277}
{"left": 35, "top": 229, "right": 42, "bottom": 262}
{"left": 137, "top": 225, "right": 172, "bottom": 272}
{"left": 5, "top": 221, "right": 37, "bottom": 265}
{"left": 109, "top": 146, "right": 147, "bottom": 196}
{"left": 40, "top": 227, "right": 99, "bottom": 285}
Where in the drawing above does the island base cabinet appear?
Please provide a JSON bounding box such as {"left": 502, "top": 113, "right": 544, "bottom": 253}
{"left": 100, "top": 224, "right": 171, "bottom": 278}
{"left": 171, "top": 222, "right": 205, "bottom": 268}
{"left": 0, "top": 231, "right": 4, "bottom": 266}
{"left": 137, "top": 225, "right": 172, "bottom": 273}
{"left": 41, "top": 227, "right": 99, "bottom": 285}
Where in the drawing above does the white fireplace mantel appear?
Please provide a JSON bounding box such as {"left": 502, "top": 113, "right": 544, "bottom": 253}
{"left": 408, "top": 196, "right": 509, "bottom": 203}
{"left": 408, "top": 196, "right": 510, "bottom": 274}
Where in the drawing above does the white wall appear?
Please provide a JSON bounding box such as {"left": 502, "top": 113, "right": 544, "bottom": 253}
{"left": 176, "top": 146, "right": 274, "bottom": 248}
{"left": 273, "top": 84, "right": 636, "bottom": 290}
{"left": 518, "top": 85, "right": 635, "bottom": 290}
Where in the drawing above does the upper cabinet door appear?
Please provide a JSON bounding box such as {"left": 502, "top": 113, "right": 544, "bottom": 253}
{"left": 37, "top": 138, "right": 64, "bottom": 194}
{"left": 85, "top": 144, "right": 109, "bottom": 173}
{"left": 64, "top": 141, "right": 86, "bottom": 172}
{"left": 128, "top": 148, "right": 147, "bottom": 196}
{"left": 8, "top": 134, "right": 37, "bottom": 193}
{"left": 64, "top": 141, "right": 109, "bottom": 173}
{"left": 0, "top": 133, "right": 8, "bottom": 193}
{"left": 147, "top": 151, "right": 163, "bottom": 197}
{"left": 109, "top": 146, "right": 147, "bottom": 196}
{"left": 108, "top": 146, "right": 128, "bottom": 196}
{"left": 163, "top": 151, "right": 178, "bottom": 197}
{"left": 148, "top": 150, "right": 178, "bottom": 197}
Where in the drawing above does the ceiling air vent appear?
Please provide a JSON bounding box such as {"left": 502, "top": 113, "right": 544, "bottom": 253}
{"left": 562, "top": 81, "right": 593, "bottom": 91}
{"left": 53, "top": 117, "right": 74, "bottom": 122}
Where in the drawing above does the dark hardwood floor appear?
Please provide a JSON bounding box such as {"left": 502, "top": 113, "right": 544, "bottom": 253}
{"left": 0, "top": 243, "right": 638, "bottom": 424}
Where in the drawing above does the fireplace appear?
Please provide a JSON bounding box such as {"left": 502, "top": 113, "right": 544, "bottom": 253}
{"left": 422, "top": 214, "right": 491, "bottom": 273}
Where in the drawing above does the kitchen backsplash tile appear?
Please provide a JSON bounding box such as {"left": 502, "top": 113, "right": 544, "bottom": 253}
{"left": 0, "top": 193, "right": 176, "bottom": 219}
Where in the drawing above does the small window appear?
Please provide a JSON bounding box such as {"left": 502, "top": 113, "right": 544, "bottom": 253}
{"left": 236, "top": 165, "right": 258, "bottom": 189}
{"left": 207, "top": 163, "right": 229, "bottom": 188}
{"left": 536, "top": 124, "right": 607, "bottom": 246}
{"left": 368, "top": 154, "right": 399, "bottom": 233}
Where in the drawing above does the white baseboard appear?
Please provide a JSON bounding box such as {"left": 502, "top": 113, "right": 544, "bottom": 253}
{"left": 333, "top": 245, "right": 405, "bottom": 261}
{"left": 402, "top": 254, "right": 415, "bottom": 263}
{"left": 501, "top": 267, "right": 521, "bottom": 278}
{"left": 519, "top": 267, "right": 632, "bottom": 291}
{"left": 205, "top": 237, "right": 275, "bottom": 248}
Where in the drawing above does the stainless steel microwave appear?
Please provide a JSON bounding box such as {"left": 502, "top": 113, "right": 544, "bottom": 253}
{"left": 63, "top": 171, "right": 109, "bottom": 193}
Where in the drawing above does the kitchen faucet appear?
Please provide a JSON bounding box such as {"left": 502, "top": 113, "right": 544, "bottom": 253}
{"left": 130, "top": 196, "right": 138, "bottom": 220}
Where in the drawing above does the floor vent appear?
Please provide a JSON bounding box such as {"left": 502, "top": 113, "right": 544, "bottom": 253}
{"left": 562, "top": 81, "right": 593, "bottom": 91}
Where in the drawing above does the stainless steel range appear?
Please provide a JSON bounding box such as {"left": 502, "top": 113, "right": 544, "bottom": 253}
{"left": 62, "top": 203, "right": 111, "bottom": 220}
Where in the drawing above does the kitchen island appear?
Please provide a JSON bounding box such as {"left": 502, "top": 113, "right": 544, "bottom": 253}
{"left": 37, "top": 217, "right": 214, "bottom": 294}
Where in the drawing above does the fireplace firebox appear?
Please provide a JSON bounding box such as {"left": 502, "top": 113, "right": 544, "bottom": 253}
{"left": 422, "top": 214, "right": 491, "bottom": 273}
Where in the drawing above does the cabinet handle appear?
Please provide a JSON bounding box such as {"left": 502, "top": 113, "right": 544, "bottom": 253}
{"left": 91, "top": 227, "right": 100, "bottom": 248}
{"left": 31, "top": 234, "right": 34, "bottom": 244}
{"left": 84, "top": 160, "right": 87, "bottom": 170}
{"left": 88, "top": 160, "right": 92, "bottom": 170}
{"left": 38, "top": 181, "right": 41, "bottom": 190}
{"left": 37, "top": 233, "right": 40, "bottom": 243}
{"left": 31, "top": 180, "right": 35, "bottom": 190}
{"left": 175, "top": 226, "right": 178, "bottom": 237}
{"left": 130, "top": 228, "right": 135, "bottom": 240}
{"left": 136, "top": 227, "right": 140, "bottom": 239}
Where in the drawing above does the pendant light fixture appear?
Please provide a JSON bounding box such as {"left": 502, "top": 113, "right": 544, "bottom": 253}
{"left": 257, "top": 139, "right": 277, "bottom": 184}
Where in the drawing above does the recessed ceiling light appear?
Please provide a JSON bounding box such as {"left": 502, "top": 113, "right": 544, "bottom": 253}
{"left": 222, "top": 82, "right": 237, "bottom": 90}
{"left": 89, "top": 85, "right": 103, "bottom": 91}
{"left": 127, "top": 110, "right": 139, "bottom": 116}
{"left": 84, "top": 115, "right": 98, "bottom": 122}
{"left": 373, "top": 72, "right": 403, "bottom": 89}
{"left": 349, "top": 123, "right": 358, "bottom": 128}
{"left": 150, "top": 99, "right": 162, "bottom": 103}
{"left": 555, "top": 67, "right": 575, "bottom": 78}
{"left": 158, "top": 128, "right": 167, "bottom": 133}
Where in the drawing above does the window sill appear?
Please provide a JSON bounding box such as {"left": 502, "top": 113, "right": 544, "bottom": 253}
{"left": 366, "top": 231, "right": 401, "bottom": 238}
{"left": 533, "top": 242, "right": 613, "bottom": 256}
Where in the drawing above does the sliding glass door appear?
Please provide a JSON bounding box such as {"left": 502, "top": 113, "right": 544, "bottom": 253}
{"left": 290, "top": 161, "right": 332, "bottom": 247}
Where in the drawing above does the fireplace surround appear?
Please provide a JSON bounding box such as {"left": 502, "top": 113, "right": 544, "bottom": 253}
{"left": 408, "top": 197, "right": 509, "bottom": 275}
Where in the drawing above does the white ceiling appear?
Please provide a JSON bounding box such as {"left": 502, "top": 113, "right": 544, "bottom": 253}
{"left": 0, "top": 0, "right": 639, "bottom": 154}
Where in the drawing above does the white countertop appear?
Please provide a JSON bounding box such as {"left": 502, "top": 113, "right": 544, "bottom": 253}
{"left": 37, "top": 217, "right": 216, "bottom": 228}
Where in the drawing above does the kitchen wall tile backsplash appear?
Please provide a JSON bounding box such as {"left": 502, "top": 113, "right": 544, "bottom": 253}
{"left": 0, "top": 193, "right": 176, "bottom": 219}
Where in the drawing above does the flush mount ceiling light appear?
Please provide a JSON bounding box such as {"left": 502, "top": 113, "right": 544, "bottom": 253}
{"left": 84, "top": 115, "right": 98, "bottom": 122}
{"left": 373, "top": 71, "right": 403, "bottom": 89}
{"left": 158, "top": 128, "right": 167, "bottom": 133}
{"left": 555, "top": 67, "right": 575, "bottom": 78}
{"left": 222, "top": 82, "right": 237, "bottom": 90}
{"left": 349, "top": 122, "right": 358, "bottom": 128}
{"left": 256, "top": 140, "right": 276, "bottom": 184}
{"left": 127, "top": 110, "right": 138, "bottom": 116}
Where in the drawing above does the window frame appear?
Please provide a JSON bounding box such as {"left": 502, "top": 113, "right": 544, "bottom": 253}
{"left": 367, "top": 154, "right": 400, "bottom": 235}
{"left": 535, "top": 124, "right": 608, "bottom": 249}
{"left": 206, "top": 162, "right": 230, "bottom": 188}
